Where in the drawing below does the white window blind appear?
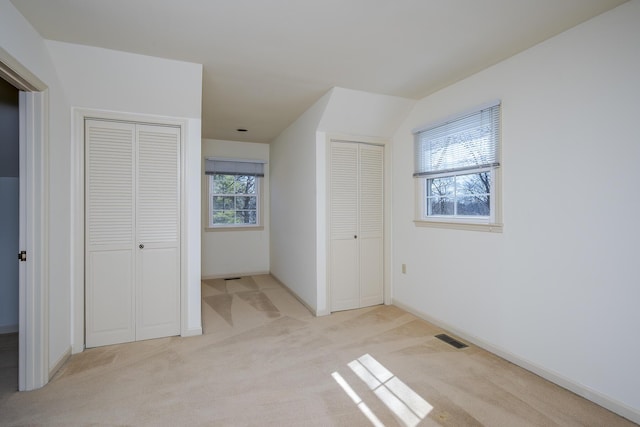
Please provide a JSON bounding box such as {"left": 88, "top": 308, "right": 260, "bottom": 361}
{"left": 205, "top": 158, "right": 265, "bottom": 177}
{"left": 414, "top": 102, "right": 501, "bottom": 177}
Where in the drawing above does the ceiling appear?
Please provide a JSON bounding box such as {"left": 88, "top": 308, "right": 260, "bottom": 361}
{"left": 11, "top": 0, "right": 627, "bottom": 143}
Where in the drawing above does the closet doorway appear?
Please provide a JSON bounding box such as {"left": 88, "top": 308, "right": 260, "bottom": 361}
{"left": 85, "top": 119, "right": 182, "bottom": 348}
{"left": 329, "top": 139, "right": 384, "bottom": 311}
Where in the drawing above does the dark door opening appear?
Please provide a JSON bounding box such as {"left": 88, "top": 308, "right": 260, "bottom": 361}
{"left": 0, "top": 76, "right": 20, "bottom": 395}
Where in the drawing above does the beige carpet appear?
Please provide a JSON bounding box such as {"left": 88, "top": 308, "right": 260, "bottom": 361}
{"left": 0, "top": 275, "right": 635, "bottom": 426}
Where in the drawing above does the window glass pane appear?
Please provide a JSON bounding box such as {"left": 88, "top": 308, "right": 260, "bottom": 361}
{"left": 424, "top": 172, "right": 491, "bottom": 218}
{"left": 235, "top": 210, "right": 257, "bottom": 224}
{"left": 428, "top": 197, "right": 454, "bottom": 215}
{"left": 456, "top": 196, "right": 490, "bottom": 216}
{"left": 234, "top": 175, "right": 256, "bottom": 194}
{"left": 428, "top": 177, "right": 454, "bottom": 197}
{"left": 212, "top": 174, "right": 235, "bottom": 194}
{"left": 213, "top": 210, "right": 235, "bottom": 224}
{"left": 213, "top": 196, "right": 234, "bottom": 210}
{"left": 235, "top": 196, "right": 257, "bottom": 210}
{"left": 456, "top": 172, "right": 491, "bottom": 197}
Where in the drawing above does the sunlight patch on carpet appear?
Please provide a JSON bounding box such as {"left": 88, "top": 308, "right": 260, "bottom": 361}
{"left": 333, "top": 353, "right": 433, "bottom": 427}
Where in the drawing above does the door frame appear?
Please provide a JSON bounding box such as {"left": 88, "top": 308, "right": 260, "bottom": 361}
{"left": 1, "top": 48, "right": 49, "bottom": 391}
{"left": 323, "top": 133, "right": 392, "bottom": 314}
{"left": 73, "top": 109, "right": 187, "bottom": 351}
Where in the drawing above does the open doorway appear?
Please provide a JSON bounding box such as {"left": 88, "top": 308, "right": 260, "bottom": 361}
{"left": 1, "top": 52, "right": 48, "bottom": 391}
{"left": 0, "top": 76, "right": 19, "bottom": 395}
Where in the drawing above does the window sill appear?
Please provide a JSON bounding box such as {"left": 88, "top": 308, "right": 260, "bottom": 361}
{"left": 205, "top": 225, "right": 264, "bottom": 232}
{"left": 414, "top": 219, "right": 503, "bottom": 233}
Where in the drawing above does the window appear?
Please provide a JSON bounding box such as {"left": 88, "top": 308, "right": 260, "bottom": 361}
{"left": 205, "top": 158, "right": 264, "bottom": 229}
{"left": 413, "top": 101, "right": 502, "bottom": 231}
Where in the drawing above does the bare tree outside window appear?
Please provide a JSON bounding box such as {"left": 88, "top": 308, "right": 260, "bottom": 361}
{"left": 415, "top": 103, "right": 500, "bottom": 223}
{"left": 211, "top": 174, "right": 258, "bottom": 226}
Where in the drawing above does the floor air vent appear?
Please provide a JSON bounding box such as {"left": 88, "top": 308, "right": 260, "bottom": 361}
{"left": 224, "top": 277, "right": 242, "bottom": 281}
{"left": 435, "top": 334, "right": 468, "bottom": 349}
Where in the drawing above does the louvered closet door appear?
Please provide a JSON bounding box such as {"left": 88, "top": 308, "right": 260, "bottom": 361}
{"left": 85, "top": 120, "right": 136, "bottom": 348}
{"left": 330, "top": 141, "right": 384, "bottom": 311}
{"left": 358, "top": 144, "right": 384, "bottom": 307}
{"left": 86, "top": 120, "right": 181, "bottom": 348}
{"left": 330, "top": 142, "right": 360, "bottom": 311}
{"left": 135, "top": 125, "right": 180, "bottom": 341}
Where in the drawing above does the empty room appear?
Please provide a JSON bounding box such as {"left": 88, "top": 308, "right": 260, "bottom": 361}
{"left": 1, "top": 0, "right": 639, "bottom": 425}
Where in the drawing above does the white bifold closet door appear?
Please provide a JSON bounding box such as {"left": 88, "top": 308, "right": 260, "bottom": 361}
{"left": 85, "top": 120, "right": 180, "bottom": 348}
{"left": 330, "top": 140, "right": 384, "bottom": 311}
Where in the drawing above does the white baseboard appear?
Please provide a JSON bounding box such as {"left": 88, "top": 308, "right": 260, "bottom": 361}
{"left": 392, "top": 299, "right": 640, "bottom": 425}
{"left": 49, "top": 346, "right": 71, "bottom": 380}
{"left": 269, "top": 273, "right": 318, "bottom": 317}
{"left": 0, "top": 324, "right": 18, "bottom": 334}
{"left": 181, "top": 326, "right": 202, "bottom": 338}
{"left": 201, "top": 271, "right": 270, "bottom": 280}
{"left": 201, "top": 271, "right": 320, "bottom": 317}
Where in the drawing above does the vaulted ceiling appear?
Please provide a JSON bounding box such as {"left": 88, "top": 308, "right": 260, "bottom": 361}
{"left": 11, "top": 0, "right": 628, "bottom": 143}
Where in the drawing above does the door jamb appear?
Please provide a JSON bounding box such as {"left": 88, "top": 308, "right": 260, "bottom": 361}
{"left": 1, "top": 48, "right": 49, "bottom": 391}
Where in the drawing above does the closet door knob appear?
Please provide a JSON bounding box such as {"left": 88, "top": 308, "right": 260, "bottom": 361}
{"left": 139, "top": 243, "right": 144, "bottom": 249}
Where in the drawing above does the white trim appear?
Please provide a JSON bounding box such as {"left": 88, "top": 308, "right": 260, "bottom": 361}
{"left": 179, "top": 118, "right": 189, "bottom": 339}
{"left": 0, "top": 47, "right": 46, "bottom": 92}
{"left": 0, "top": 48, "right": 49, "bottom": 390}
{"left": 48, "top": 346, "right": 71, "bottom": 380}
{"left": 72, "top": 108, "right": 189, "bottom": 351}
{"left": 270, "top": 273, "right": 319, "bottom": 317}
{"left": 181, "top": 326, "right": 203, "bottom": 338}
{"left": 3, "top": 49, "right": 51, "bottom": 391}
{"left": 413, "top": 219, "right": 503, "bottom": 233}
{"left": 18, "top": 90, "right": 49, "bottom": 391}
{"left": 392, "top": 299, "right": 640, "bottom": 425}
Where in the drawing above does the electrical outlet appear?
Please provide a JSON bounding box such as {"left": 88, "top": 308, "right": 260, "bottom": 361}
{"left": 402, "top": 264, "right": 407, "bottom": 274}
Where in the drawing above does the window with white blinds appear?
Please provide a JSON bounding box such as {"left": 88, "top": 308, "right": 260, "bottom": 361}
{"left": 205, "top": 158, "right": 265, "bottom": 229}
{"left": 413, "top": 101, "right": 502, "bottom": 231}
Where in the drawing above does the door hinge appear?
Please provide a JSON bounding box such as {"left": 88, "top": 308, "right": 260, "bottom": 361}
{"left": 18, "top": 251, "right": 27, "bottom": 262}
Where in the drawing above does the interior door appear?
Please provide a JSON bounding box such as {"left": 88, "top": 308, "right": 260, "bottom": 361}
{"left": 358, "top": 144, "right": 384, "bottom": 307}
{"left": 85, "top": 120, "right": 136, "bottom": 348}
{"left": 135, "top": 125, "right": 180, "bottom": 340}
{"left": 330, "top": 141, "right": 359, "bottom": 311}
{"left": 85, "top": 121, "right": 181, "bottom": 347}
{"left": 330, "top": 141, "right": 384, "bottom": 312}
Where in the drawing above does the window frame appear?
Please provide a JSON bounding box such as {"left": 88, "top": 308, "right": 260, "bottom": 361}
{"left": 204, "top": 157, "right": 266, "bottom": 232}
{"left": 413, "top": 101, "right": 503, "bottom": 233}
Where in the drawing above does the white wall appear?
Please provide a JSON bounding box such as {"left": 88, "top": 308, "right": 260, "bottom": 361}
{"left": 201, "top": 139, "right": 270, "bottom": 278}
{"left": 318, "top": 87, "right": 415, "bottom": 138}
{"left": 270, "top": 87, "right": 414, "bottom": 314}
{"left": 45, "top": 41, "right": 201, "bottom": 119}
{"left": 0, "top": 0, "right": 73, "bottom": 375}
{"left": 315, "top": 88, "right": 415, "bottom": 314}
{"left": 391, "top": 1, "right": 640, "bottom": 422}
{"left": 43, "top": 40, "right": 204, "bottom": 344}
{"left": 270, "top": 91, "right": 331, "bottom": 311}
